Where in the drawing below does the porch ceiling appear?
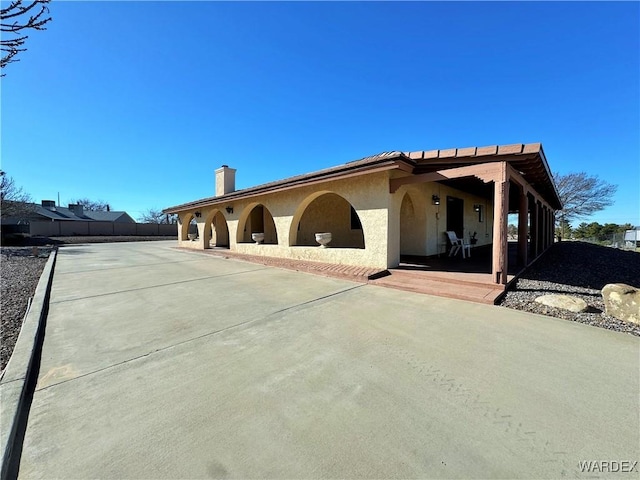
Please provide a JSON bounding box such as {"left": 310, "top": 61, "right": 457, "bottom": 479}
{"left": 438, "top": 178, "right": 494, "bottom": 200}
{"left": 437, "top": 177, "right": 540, "bottom": 213}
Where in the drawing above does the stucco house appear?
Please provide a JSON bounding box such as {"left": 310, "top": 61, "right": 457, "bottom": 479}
{"left": 164, "top": 143, "right": 561, "bottom": 293}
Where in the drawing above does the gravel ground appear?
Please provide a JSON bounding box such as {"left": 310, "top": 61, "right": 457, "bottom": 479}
{"left": 1, "top": 246, "right": 53, "bottom": 373}
{"left": 500, "top": 241, "right": 640, "bottom": 336}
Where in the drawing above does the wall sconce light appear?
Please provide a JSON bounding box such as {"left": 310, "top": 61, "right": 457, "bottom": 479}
{"left": 194, "top": 211, "right": 202, "bottom": 218}
{"left": 473, "top": 204, "right": 481, "bottom": 212}
{"left": 432, "top": 195, "right": 440, "bottom": 206}
{"left": 225, "top": 206, "right": 234, "bottom": 214}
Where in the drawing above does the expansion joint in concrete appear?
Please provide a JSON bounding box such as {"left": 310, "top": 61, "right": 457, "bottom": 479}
{"left": 35, "top": 284, "right": 365, "bottom": 393}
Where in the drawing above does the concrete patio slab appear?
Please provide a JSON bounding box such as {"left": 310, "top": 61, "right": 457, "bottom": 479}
{"left": 15, "top": 241, "right": 640, "bottom": 479}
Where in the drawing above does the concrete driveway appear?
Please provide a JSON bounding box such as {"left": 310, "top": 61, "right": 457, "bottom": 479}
{"left": 17, "top": 241, "right": 640, "bottom": 479}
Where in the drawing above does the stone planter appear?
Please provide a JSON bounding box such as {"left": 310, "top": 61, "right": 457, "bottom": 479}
{"left": 251, "top": 232, "right": 265, "bottom": 244}
{"left": 187, "top": 233, "right": 197, "bottom": 241}
{"left": 315, "top": 232, "right": 332, "bottom": 248}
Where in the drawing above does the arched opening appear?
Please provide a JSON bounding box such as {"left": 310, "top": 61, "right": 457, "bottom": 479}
{"left": 291, "top": 192, "right": 365, "bottom": 249}
{"left": 189, "top": 217, "right": 198, "bottom": 239}
{"left": 237, "top": 204, "right": 278, "bottom": 244}
{"left": 179, "top": 213, "right": 198, "bottom": 241}
{"left": 400, "top": 192, "right": 426, "bottom": 256}
{"left": 204, "top": 210, "right": 229, "bottom": 248}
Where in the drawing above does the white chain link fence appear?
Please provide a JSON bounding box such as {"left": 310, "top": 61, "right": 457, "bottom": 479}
{"left": 578, "top": 230, "right": 639, "bottom": 251}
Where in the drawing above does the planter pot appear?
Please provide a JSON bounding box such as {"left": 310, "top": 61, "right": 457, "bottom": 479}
{"left": 470, "top": 239, "right": 478, "bottom": 245}
{"left": 187, "top": 233, "right": 197, "bottom": 241}
{"left": 251, "top": 232, "right": 265, "bottom": 244}
{"left": 315, "top": 232, "right": 332, "bottom": 248}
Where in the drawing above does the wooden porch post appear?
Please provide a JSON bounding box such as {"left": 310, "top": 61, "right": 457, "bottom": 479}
{"left": 542, "top": 205, "right": 548, "bottom": 251}
{"left": 529, "top": 198, "right": 536, "bottom": 260}
{"left": 538, "top": 203, "right": 544, "bottom": 253}
{"left": 542, "top": 207, "right": 548, "bottom": 251}
{"left": 532, "top": 200, "right": 540, "bottom": 259}
{"left": 548, "top": 208, "right": 552, "bottom": 247}
{"left": 539, "top": 202, "right": 544, "bottom": 256}
{"left": 492, "top": 172, "right": 509, "bottom": 285}
{"left": 518, "top": 188, "right": 528, "bottom": 267}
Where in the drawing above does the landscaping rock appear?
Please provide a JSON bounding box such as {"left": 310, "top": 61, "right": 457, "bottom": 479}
{"left": 534, "top": 294, "right": 588, "bottom": 313}
{"left": 500, "top": 242, "right": 640, "bottom": 336}
{"left": 602, "top": 284, "right": 640, "bottom": 324}
{"left": 1, "top": 247, "right": 52, "bottom": 373}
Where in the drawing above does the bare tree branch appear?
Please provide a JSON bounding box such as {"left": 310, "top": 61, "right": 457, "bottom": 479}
{"left": 553, "top": 171, "right": 618, "bottom": 228}
{"left": 1, "top": 0, "right": 42, "bottom": 20}
{"left": 1, "top": 0, "right": 51, "bottom": 74}
{"left": 0, "top": 170, "right": 34, "bottom": 218}
{"left": 139, "top": 208, "right": 177, "bottom": 224}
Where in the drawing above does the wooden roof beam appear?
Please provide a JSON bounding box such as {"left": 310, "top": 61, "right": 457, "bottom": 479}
{"left": 390, "top": 162, "right": 503, "bottom": 193}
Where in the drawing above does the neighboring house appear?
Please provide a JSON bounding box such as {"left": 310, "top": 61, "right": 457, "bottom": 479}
{"left": 2, "top": 200, "right": 136, "bottom": 236}
{"left": 31, "top": 201, "right": 135, "bottom": 223}
{"left": 164, "top": 143, "right": 562, "bottom": 287}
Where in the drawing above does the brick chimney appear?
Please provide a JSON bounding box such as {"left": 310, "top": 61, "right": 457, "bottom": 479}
{"left": 215, "top": 165, "right": 236, "bottom": 197}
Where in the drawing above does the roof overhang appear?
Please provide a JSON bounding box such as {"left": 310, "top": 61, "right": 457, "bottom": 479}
{"left": 163, "top": 152, "right": 413, "bottom": 214}
{"left": 164, "top": 143, "right": 562, "bottom": 214}
{"left": 403, "top": 143, "right": 562, "bottom": 210}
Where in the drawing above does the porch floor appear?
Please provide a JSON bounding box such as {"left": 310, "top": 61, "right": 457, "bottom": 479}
{"left": 370, "top": 244, "right": 522, "bottom": 305}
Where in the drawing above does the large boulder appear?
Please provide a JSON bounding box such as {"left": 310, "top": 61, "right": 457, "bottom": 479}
{"left": 534, "top": 294, "right": 588, "bottom": 313}
{"left": 602, "top": 284, "right": 640, "bottom": 324}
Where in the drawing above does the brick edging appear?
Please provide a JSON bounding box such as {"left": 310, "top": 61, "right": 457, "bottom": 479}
{"left": 175, "top": 247, "right": 386, "bottom": 283}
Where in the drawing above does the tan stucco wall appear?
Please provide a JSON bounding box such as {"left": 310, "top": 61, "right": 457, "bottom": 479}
{"left": 399, "top": 192, "right": 427, "bottom": 256}
{"left": 388, "top": 181, "right": 495, "bottom": 266}
{"left": 176, "top": 171, "right": 391, "bottom": 269}
{"left": 176, "top": 170, "right": 496, "bottom": 269}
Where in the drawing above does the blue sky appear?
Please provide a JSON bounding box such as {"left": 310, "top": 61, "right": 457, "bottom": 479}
{"left": 2, "top": 1, "right": 638, "bottom": 225}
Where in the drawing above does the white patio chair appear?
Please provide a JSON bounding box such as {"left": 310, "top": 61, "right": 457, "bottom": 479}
{"left": 446, "top": 231, "right": 471, "bottom": 258}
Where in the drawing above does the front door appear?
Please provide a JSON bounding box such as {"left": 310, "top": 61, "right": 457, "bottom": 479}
{"left": 446, "top": 196, "right": 464, "bottom": 239}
